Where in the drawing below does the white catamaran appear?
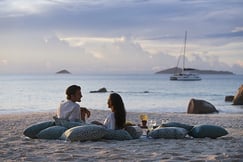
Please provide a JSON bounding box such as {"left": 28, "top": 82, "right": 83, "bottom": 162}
{"left": 170, "top": 31, "right": 201, "bottom": 81}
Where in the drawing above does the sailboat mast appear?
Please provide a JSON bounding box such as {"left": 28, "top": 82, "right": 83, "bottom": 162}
{"left": 182, "top": 31, "right": 187, "bottom": 73}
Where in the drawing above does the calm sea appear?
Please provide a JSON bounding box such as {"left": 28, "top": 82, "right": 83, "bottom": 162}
{"left": 0, "top": 74, "right": 242, "bottom": 114}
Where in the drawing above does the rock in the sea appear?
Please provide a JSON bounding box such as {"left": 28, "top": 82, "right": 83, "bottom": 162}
{"left": 56, "top": 69, "right": 71, "bottom": 74}
{"left": 187, "top": 98, "right": 218, "bottom": 114}
{"left": 225, "top": 95, "right": 234, "bottom": 102}
{"left": 233, "top": 85, "right": 243, "bottom": 105}
{"left": 90, "top": 87, "right": 108, "bottom": 93}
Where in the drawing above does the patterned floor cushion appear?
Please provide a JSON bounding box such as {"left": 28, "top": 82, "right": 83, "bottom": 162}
{"left": 23, "top": 121, "right": 55, "bottom": 139}
{"left": 103, "top": 129, "right": 133, "bottom": 141}
{"left": 37, "top": 126, "right": 67, "bottom": 140}
{"left": 148, "top": 127, "right": 188, "bottom": 139}
{"left": 189, "top": 124, "right": 228, "bottom": 138}
{"left": 60, "top": 124, "right": 108, "bottom": 142}
{"left": 125, "top": 126, "right": 143, "bottom": 139}
{"left": 160, "top": 122, "right": 194, "bottom": 131}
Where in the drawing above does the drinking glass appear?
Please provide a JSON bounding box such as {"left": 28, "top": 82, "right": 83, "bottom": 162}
{"left": 148, "top": 120, "right": 156, "bottom": 131}
{"left": 161, "top": 119, "right": 169, "bottom": 126}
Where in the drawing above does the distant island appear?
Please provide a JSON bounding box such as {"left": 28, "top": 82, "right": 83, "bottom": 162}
{"left": 56, "top": 69, "right": 71, "bottom": 74}
{"left": 156, "top": 67, "right": 234, "bottom": 75}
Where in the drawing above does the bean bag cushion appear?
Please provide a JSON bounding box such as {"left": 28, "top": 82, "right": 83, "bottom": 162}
{"left": 37, "top": 126, "right": 67, "bottom": 140}
{"left": 23, "top": 121, "right": 55, "bottom": 139}
{"left": 189, "top": 124, "right": 228, "bottom": 139}
{"left": 53, "top": 116, "right": 84, "bottom": 129}
{"left": 103, "top": 129, "right": 133, "bottom": 141}
{"left": 161, "top": 122, "right": 193, "bottom": 131}
{"left": 125, "top": 126, "right": 143, "bottom": 139}
{"left": 60, "top": 124, "right": 108, "bottom": 142}
{"left": 148, "top": 127, "right": 188, "bottom": 139}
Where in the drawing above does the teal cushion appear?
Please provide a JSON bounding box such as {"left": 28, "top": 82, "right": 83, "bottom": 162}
{"left": 23, "top": 121, "right": 55, "bottom": 139}
{"left": 161, "top": 122, "right": 193, "bottom": 131}
{"left": 37, "top": 126, "right": 67, "bottom": 140}
{"left": 189, "top": 124, "right": 228, "bottom": 138}
{"left": 103, "top": 129, "right": 133, "bottom": 140}
{"left": 60, "top": 124, "right": 108, "bottom": 142}
{"left": 125, "top": 126, "right": 143, "bottom": 139}
{"left": 53, "top": 116, "right": 84, "bottom": 129}
{"left": 148, "top": 127, "right": 188, "bottom": 139}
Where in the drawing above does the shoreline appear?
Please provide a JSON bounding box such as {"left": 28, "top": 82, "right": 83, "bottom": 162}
{"left": 1, "top": 105, "right": 243, "bottom": 116}
{"left": 1, "top": 109, "right": 243, "bottom": 161}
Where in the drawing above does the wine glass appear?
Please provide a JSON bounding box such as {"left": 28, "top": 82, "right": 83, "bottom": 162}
{"left": 147, "top": 120, "right": 153, "bottom": 131}
{"left": 152, "top": 120, "right": 157, "bottom": 129}
{"left": 161, "top": 119, "right": 169, "bottom": 126}
{"left": 148, "top": 120, "right": 157, "bottom": 131}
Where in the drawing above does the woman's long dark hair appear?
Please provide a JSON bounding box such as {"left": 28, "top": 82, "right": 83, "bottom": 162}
{"left": 109, "top": 93, "right": 126, "bottom": 129}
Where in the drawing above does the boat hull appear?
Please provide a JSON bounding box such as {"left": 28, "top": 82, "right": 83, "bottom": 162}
{"left": 170, "top": 73, "right": 201, "bottom": 81}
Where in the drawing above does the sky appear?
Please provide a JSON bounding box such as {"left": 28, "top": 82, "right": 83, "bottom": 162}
{"left": 0, "top": 0, "right": 243, "bottom": 74}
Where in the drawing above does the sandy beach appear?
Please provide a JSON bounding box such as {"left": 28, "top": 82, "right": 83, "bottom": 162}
{"left": 1, "top": 109, "right": 243, "bottom": 162}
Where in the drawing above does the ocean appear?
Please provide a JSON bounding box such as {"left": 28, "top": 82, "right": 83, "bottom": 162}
{"left": 0, "top": 74, "right": 242, "bottom": 114}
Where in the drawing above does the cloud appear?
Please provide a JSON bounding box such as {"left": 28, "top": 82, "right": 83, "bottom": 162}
{"left": 1, "top": 0, "right": 243, "bottom": 38}
{"left": 60, "top": 36, "right": 126, "bottom": 47}
{"left": 236, "top": 60, "right": 243, "bottom": 67}
{"left": 0, "top": 59, "right": 8, "bottom": 65}
{"left": 232, "top": 27, "right": 243, "bottom": 33}
{"left": 39, "top": 35, "right": 173, "bottom": 73}
{"left": 1, "top": 32, "right": 243, "bottom": 74}
{"left": 57, "top": 35, "right": 243, "bottom": 74}
{"left": 0, "top": 0, "right": 54, "bottom": 17}
{"left": 0, "top": 0, "right": 243, "bottom": 74}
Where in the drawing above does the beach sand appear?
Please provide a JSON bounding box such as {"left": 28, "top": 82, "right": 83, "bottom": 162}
{"left": 1, "top": 109, "right": 243, "bottom": 161}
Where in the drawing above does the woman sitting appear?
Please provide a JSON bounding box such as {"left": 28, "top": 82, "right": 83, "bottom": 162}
{"left": 92, "top": 93, "right": 126, "bottom": 130}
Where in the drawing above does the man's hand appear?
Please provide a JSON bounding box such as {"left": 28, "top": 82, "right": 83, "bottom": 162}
{"left": 80, "top": 107, "right": 91, "bottom": 122}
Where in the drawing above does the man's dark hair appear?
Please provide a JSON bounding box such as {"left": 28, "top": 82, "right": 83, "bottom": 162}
{"left": 66, "top": 85, "right": 81, "bottom": 100}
